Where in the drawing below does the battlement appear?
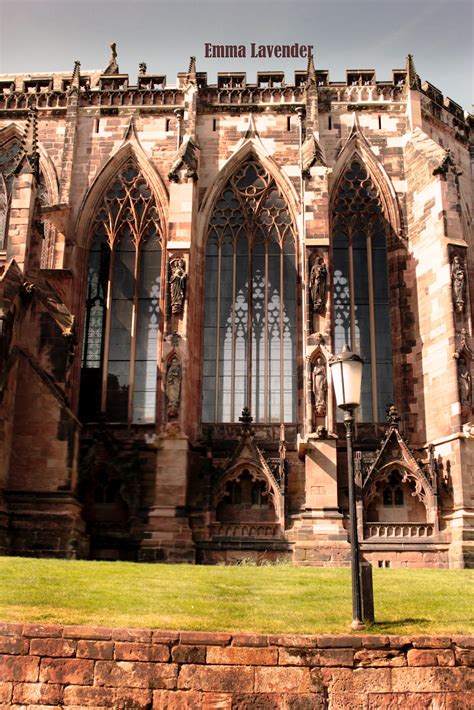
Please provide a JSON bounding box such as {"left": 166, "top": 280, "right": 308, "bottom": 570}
{"left": 0, "top": 58, "right": 469, "bottom": 129}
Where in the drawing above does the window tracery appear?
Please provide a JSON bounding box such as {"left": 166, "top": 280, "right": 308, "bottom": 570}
{"left": 203, "top": 158, "right": 297, "bottom": 423}
{"left": 332, "top": 159, "right": 393, "bottom": 422}
{"left": 80, "top": 162, "right": 162, "bottom": 424}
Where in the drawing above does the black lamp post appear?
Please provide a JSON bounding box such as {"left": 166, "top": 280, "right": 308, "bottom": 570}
{"left": 329, "top": 343, "right": 365, "bottom": 630}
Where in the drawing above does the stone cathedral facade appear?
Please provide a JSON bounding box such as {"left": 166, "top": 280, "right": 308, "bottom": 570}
{"left": 0, "top": 51, "right": 472, "bottom": 568}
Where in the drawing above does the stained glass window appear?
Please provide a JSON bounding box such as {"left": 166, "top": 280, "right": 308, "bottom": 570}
{"left": 80, "top": 162, "right": 162, "bottom": 423}
{"left": 203, "top": 159, "right": 297, "bottom": 423}
{"left": 332, "top": 159, "right": 393, "bottom": 422}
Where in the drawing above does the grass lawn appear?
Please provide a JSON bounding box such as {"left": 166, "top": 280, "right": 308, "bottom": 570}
{"left": 1, "top": 557, "right": 473, "bottom": 635}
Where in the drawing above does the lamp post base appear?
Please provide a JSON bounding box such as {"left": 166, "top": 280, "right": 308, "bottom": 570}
{"left": 350, "top": 619, "right": 366, "bottom": 631}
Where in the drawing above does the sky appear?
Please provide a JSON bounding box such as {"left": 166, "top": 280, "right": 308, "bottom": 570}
{"left": 0, "top": 0, "right": 472, "bottom": 110}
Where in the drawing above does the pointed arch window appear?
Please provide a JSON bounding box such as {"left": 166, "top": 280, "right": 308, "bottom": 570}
{"left": 80, "top": 162, "right": 162, "bottom": 424}
{"left": 202, "top": 158, "right": 297, "bottom": 424}
{"left": 332, "top": 159, "right": 393, "bottom": 422}
{"left": 0, "top": 138, "right": 23, "bottom": 249}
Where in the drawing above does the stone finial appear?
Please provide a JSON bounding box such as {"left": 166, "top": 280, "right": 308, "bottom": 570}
{"left": 138, "top": 62, "right": 147, "bottom": 75}
{"left": 20, "top": 107, "right": 39, "bottom": 178}
{"left": 239, "top": 407, "right": 253, "bottom": 434}
{"left": 104, "top": 42, "right": 119, "bottom": 75}
{"left": 188, "top": 55, "right": 197, "bottom": 82}
{"left": 406, "top": 53, "right": 420, "bottom": 90}
{"left": 69, "top": 60, "right": 81, "bottom": 93}
{"left": 306, "top": 51, "right": 316, "bottom": 84}
{"left": 386, "top": 405, "right": 401, "bottom": 428}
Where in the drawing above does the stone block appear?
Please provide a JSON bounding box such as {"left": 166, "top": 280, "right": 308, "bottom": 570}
{"left": 76, "top": 640, "right": 114, "bottom": 659}
{"left": 39, "top": 658, "right": 94, "bottom": 685}
{"left": 113, "top": 641, "right": 169, "bottom": 662}
{"left": 63, "top": 626, "right": 113, "bottom": 640}
{"left": 206, "top": 646, "right": 278, "bottom": 666}
{"left": 179, "top": 631, "right": 231, "bottom": 646}
{"left": 255, "top": 666, "right": 311, "bottom": 693}
{"left": 407, "top": 649, "right": 455, "bottom": 667}
{"left": 171, "top": 644, "right": 206, "bottom": 664}
{"left": 178, "top": 664, "right": 254, "bottom": 692}
{"left": 231, "top": 634, "right": 269, "bottom": 647}
{"left": 0, "top": 635, "right": 28, "bottom": 654}
{"left": 0, "top": 654, "right": 40, "bottom": 682}
{"left": 94, "top": 660, "right": 178, "bottom": 689}
{"left": 63, "top": 685, "right": 116, "bottom": 707}
{"left": 12, "top": 682, "right": 63, "bottom": 704}
{"left": 30, "top": 637, "right": 77, "bottom": 657}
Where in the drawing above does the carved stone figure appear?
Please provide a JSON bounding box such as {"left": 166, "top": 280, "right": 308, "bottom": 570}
{"left": 166, "top": 356, "right": 182, "bottom": 418}
{"left": 451, "top": 255, "right": 467, "bottom": 313}
{"left": 312, "top": 356, "right": 327, "bottom": 417}
{"left": 170, "top": 257, "right": 187, "bottom": 314}
{"left": 458, "top": 356, "right": 472, "bottom": 408}
{"left": 309, "top": 257, "right": 328, "bottom": 314}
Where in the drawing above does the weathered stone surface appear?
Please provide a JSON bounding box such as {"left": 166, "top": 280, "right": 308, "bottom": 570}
{"left": 113, "top": 641, "right": 169, "bottom": 662}
{"left": 94, "top": 660, "right": 178, "bottom": 689}
{"left": 13, "top": 682, "right": 63, "bottom": 704}
{"left": 178, "top": 664, "right": 254, "bottom": 692}
{"left": 255, "top": 666, "right": 311, "bottom": 693}
{"left": 407, "top": 649, "right": 455, "bottom": 667}
{"left": 39, "top": 658, "right": 94, "bottom": 685}
{"left": 76, "top": 640, "right": 114, "bottom": 660}
{"left": 0, "top": 655, "right": 40, "bottom": 682}
{"left": 207, "top": 646, "right": 278, "bottom": 666}
{"left": 29, "top": 638, "right": 77, "bottom": 658}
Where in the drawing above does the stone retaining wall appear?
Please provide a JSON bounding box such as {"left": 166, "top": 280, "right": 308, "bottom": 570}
{"left": 0, "top": 623, "right": 472, "bottom": 708}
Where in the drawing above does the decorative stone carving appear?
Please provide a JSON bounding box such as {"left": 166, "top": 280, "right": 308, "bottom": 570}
{"left": 302, "top": 133, "right": 326, "bottom": 177}
{"left": 312, "top": 356, "right": 327, "bottom": 417}
{"left": 309, "top": 256, "right": 328, "bottom": 314}
{"left": 166, "top": 356, "right": 182, "bottom": 418}
{"left": 103, "top": 42, "right": 119, "bottom": 75}
{"left": 169, "top": 257, "right": 187, "bottom": 314}
{"left": 458, "top": 356, "right": 472, "bottom": 408}
{"left": 451, "top": 255, "right": 467, "bottom": 313}
{"left": 168, "top": 136, "right": 199, "bottom": 183}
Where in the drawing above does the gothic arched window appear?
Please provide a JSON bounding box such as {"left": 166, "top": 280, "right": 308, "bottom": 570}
{"left": 80, "top": 162, "right": 162, "bottom": 424}
{"left": 202, "top": 158, "right": 297, "bottom": 423}
{"left": 0, "top": 138, "right": 23, "bottom": 249}
{"left": 332, "top": 159, "right": 393, "bottom": 422}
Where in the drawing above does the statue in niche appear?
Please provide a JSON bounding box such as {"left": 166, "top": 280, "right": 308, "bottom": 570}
{"left": 166, "top": 356, "right": 182, "bottom": 418}
{"left": 451, "top": 255, "right": 467, "bottom": 313}
{"left": 312, "top": 356, "right": 327, "bottom": 417}
{"left": 458, "top": 356, "right": 472, "bottom": 408}
{"left": 309, "top": 256, "right": 328, "bottom": 314}
{"left": 170, "top": 257, "right": 187, "bottom": 314}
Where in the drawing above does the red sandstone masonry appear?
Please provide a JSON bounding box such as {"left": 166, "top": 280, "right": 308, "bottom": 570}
{"left": 0, "top": 623, "right": 471, "bottom": 708}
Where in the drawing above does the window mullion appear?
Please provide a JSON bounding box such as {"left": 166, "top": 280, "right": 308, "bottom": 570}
{"left": 214, "top": 241, "right": 222, "bottom": 423}
{"left": 247, "top": 234, "right": 253, "bottom": 413}
{"left": 348, "top": 226, "right": 356, "bottom": 350}
{"left": 264, "top": 242, "right": 269, "bottom": 423}
{"left": 231, "top": 239, "right": 236, "bottom": 422}
{"left": 101, "top": 246, "right": 115, "bottom": 413}
{"left": 367, "top": 224, "right": 378, "bottom": 421}
{"left": 128, "top": 239, "right": 140, "bottom": 424}
{"left": 280, "top": 242, "right": 284, "bottom": 424}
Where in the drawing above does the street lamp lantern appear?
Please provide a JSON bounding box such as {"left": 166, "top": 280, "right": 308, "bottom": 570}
{"left": 329, "top": 344, "right": 364, "bottom": 410}
{"left": 329, "top": 343, "right": 367, "bottom": 630}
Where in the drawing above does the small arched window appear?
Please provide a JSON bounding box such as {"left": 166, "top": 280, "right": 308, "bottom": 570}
{"left": 382, "top": 471, "right": 405, "bottom": 507}
{"left": 80, "top": 162, "right": 162, "bottom": 424}
{"left": 332, "top": 159, "right": 393, "bottom": 422}
{"left": 202, "top": 158, "right": 297, "bottom": 423}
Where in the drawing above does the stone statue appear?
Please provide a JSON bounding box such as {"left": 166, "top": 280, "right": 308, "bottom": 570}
{"left": 312, "top": 356, "right": 327, "bottom": 417}
{"left": 104, "top": 42, "right": 119, "bottom": 75}
{"left": 170, "top": 257, "right": 187, "bottom": 314}
{"left": 166, "top": 356, "right": 182, "bottom": 418}
{"left": 451, "top": 255, "right": 467, "bottom": 313}
{"left": 309, "top": 257, "right": 328, "bottom": 314}
{"left": 458, "top": 356, "right": 472, "bottom": 408}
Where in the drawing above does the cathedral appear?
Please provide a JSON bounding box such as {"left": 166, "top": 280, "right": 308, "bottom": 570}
{"left": 0, "top": 49, "right": 472, "bottom": 568}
